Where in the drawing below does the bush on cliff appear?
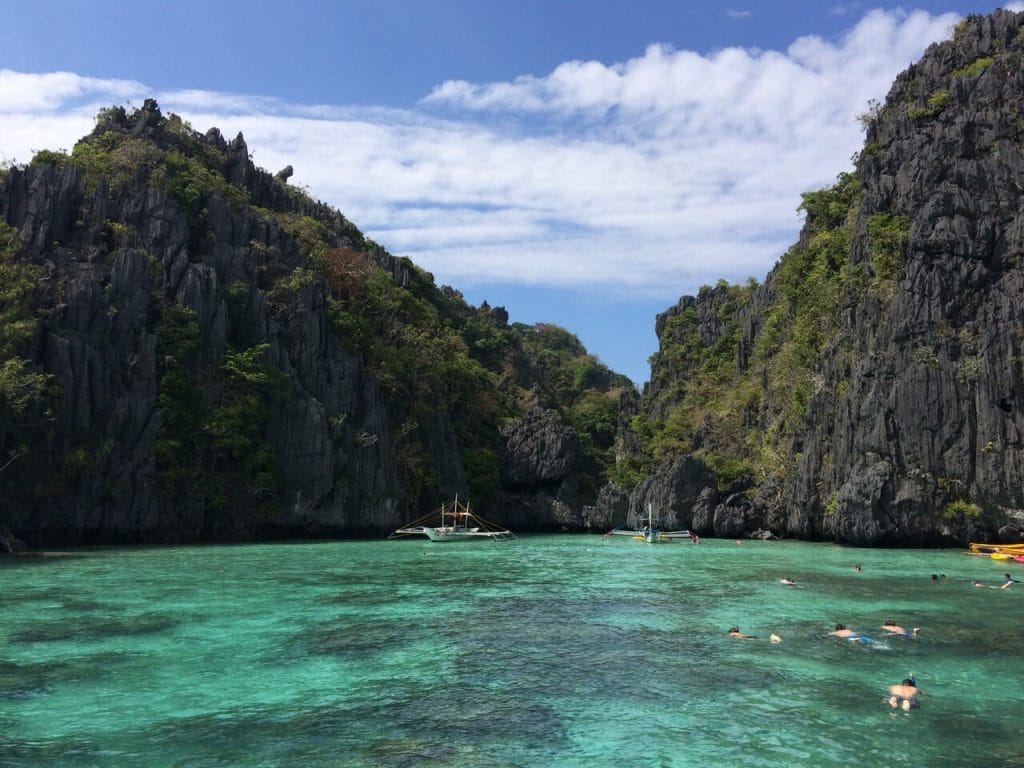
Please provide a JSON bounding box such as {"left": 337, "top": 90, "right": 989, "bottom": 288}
{"left": 636, "top": 172, "right": 861, "bottom": 486}
{"left": 0, "top": 223, "right": 58, "bottom": 475}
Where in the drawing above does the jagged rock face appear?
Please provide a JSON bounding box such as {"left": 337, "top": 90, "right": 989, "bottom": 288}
{"left": 0, "top": 108, "right": 436, "bottom": 544}
{"left": 0, "top": 525, "right": 27, "bottom": 553}
{"left": 1, "top": 158, "right": 412, "bottom": 542}
{"left": 498, "top": 408, "right": 590, "bottom": 530}
{"left": 642, "top": 10, "right": 1024, "bottom": 545}
{"left": 791, "top": 9, "right": 1024, "bottom": 544}
{"left": 0, "top": 103, "right": 625, "bottom": 545}
{"left": 582, "top": 483, "right": 630, "bottom": 531}
{"left": 499, "top": 408, "right": 580, "bottom": 486}
{"left": 629, "top": 457, "right": 716, "bottom": 531}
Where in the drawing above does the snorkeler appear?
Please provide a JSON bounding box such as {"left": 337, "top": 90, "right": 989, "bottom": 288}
{"left": 831, "top": 623, "right": 873, "bottom": 644}
{"left": 887, "top": 675, "right": 922, "bottom": 711}
{"left": 881, "top": 619, "right": 920, "bottom": 636}
{"left": 728, "top": 627, "right": 782, "bottom": 643}
{"left": 778, "top": 577, "right": 797, "bottom": 586}
{"left": 1002, "top": 573, "right": 1021, "bottom": 589}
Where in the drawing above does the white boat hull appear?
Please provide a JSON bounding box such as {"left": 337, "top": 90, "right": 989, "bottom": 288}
{"left": 423, "top": 526, "right": 480, "bottom": 542}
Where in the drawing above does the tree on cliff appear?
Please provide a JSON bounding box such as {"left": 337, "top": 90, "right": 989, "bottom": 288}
{"left": 0, "top": 223, "right": 56, "bottom": 474}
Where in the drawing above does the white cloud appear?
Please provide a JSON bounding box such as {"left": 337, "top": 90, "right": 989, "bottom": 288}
{"left": 0, "top": 8, "right": 971, "bottom": 302}
{"left": 0, "top": 69, "right": 145, "bottom": 113}
{"left": 0, "top": 70, "right": 148, "bottom": 162}
{"left": 726, "top": 9, "right": 753, "bottom": 19}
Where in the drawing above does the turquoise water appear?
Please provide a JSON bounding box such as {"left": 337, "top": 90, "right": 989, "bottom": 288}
{"left": 2, "top": 536, "right": 1022, "bottom": 767}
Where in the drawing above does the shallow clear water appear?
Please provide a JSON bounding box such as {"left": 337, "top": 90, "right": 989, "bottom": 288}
{"left": 2, "top": 536, "right": 1022, "bottom": 767}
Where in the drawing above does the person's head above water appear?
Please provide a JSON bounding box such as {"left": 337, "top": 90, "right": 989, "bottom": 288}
{"left": 835, "top": 623, "right": 846, "bottom": 630}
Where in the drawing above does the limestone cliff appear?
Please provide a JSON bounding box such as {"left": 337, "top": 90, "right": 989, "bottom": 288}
{"left": 0, "top": 100, "right": 629, "bottom": 545}
{"left": 635, "top": 9, "right": 1024, "bottom": 546}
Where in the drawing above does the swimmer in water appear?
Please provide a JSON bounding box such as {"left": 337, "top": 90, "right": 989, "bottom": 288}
{"left": 778, "top": 577, "right": 797, "bottom": 587}
{"left": 881, "top": 619, "right": 920, "bottom": 636}
{"left": 887, "top": 676, "right": 922, "bottom": 711}
{"left": 1002, "top": 573, "right": 1021, "bottom": 589}
{"left": 831, "top": 623, "right": 858, "bottom": 638}
{"left": 831, "top": 623, "right": 874, "bottom": 643}
{"left": 728, "top": 627, "right": 782, "bottom": 643}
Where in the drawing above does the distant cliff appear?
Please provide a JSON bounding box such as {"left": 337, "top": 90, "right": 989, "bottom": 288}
{"left": 625, "top": 9, "right": 1024, "bottom": 546}
{"left": 0, "top": 100, "right": 631, "bottom": 546}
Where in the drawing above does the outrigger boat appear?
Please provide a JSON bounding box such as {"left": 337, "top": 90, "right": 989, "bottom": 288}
{"left": 389, "top": 497, "right": 516, "bottom": 542}
{"left": 603, "top": 504, "right": 693, "bottom": 544}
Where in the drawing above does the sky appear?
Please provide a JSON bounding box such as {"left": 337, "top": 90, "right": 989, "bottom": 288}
{"left": 1, "top": 1, "right": 1022, "bottom": 387}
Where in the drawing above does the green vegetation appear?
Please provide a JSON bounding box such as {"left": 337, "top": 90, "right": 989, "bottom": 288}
{"left": 31, "top": 148, "right": 70, "bottom": 168}
{"left": 825, "top": 493, "right": 840, "bottom": 517}
{"left": 633, "top": 172, "right": 862, "bottom": 488}
{"left": 856, "top": 98, "right": 884, "bottom": 130}
{"left": 942, "top": 499, "right": 982, "bottom": 519}
{"left": 0, "top": 224, "right": 58, "bottom": 474}
{"left": 951, "top": 57, "right": 993, "bottom": 78}
{"left": 928, "top": 90, "right": 950, "bottom": 112}
{"left": 299, "top": 243, "right": 629, "bottom": 507}
{"left": 152, "top": 305, "right": 206, "bottom": 491}
{"left": 907, "top": 90, "right": 949, "bottom": 119}
{"left": 30, "top": 106, "right": 249, "bottom": 247}
{"left": 957, "top": 354, "right": 983, "bottom": 384}
{"left": 275, "top": 213, "right": 329, "bottom": 264}
{"left": 205, "top": 344, "right": 287, "bottom": 510}
{"left": 153, "top": 304, "right": 286, "bottom": 518}
{"left": 866, "top": 213, "right": 910, "bottom": 287}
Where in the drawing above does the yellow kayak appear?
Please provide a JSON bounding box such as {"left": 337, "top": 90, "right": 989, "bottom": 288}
{"left": 969, "top": 542, "right": 1024, "bottom": 556}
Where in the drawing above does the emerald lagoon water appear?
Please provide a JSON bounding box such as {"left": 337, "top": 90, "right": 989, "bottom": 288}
{"left": 2, "top": 536, "right": 1022, "bottom": 767}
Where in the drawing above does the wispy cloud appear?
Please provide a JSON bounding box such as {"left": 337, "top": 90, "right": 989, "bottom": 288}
{"left": 0, "top": 8, "right": 969, "bottom": 302}
{"left": 726, "top": 9, "right": 753, "bottom": 20}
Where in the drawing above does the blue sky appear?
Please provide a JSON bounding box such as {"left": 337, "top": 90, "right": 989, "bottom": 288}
{"left": 1, "top": 1, "right": 1021, "bottom": 386}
